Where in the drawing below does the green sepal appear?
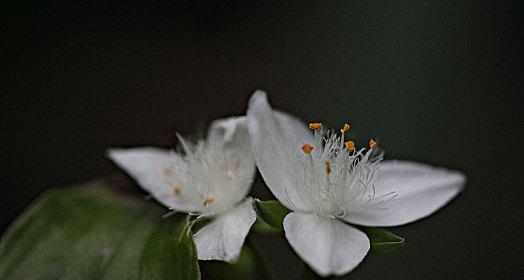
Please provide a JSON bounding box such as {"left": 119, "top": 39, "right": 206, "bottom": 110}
{"left": 358, "top": 227, "right": 406, "bottom": 252}
{"left": 252, "top": 200, "right": 291, "bottom": 233}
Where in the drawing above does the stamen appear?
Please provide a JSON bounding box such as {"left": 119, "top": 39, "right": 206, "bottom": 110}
{"left": 172, "top": 186, "right": 181, "bottom": 196}
{"left": 301, "top": 144, "right": 314, "bottom": 154}
{"left": 202, "top": 197, "right": 214, "bottom": 206}
{"left": 344, "top": 140, "right": 355, "bottom": 151}
{"left": 340, "top": 123, "right": 350, "bottom": 134}
{"left": 369, "top": 139, "right": 377, "bottom": 149}
{"left": 308, "top": 123, "right": 323, "bottom": 130}
{"left": 292, "top": 122, "right": 386, "bottom": 218}
{"left": 325, "top": 160, "right": 331, "bottom": 174}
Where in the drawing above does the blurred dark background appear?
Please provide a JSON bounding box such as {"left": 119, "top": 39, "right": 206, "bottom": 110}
{"left": 2, "top": 1, "right": 523, "bottom": 279}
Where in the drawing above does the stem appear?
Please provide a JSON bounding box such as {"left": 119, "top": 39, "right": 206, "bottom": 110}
{"left": 247, "top": 235, "right": 279, "bottom": 280}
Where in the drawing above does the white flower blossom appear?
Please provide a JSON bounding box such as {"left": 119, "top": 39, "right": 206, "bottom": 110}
{"left": 246, "top": 91, "right": 466, "bottom": 276}
{"left": 107, "top": 116, "right": 256, "bottom": 263}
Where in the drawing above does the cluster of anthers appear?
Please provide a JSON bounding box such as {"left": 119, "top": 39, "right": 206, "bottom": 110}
{"left": 289, "top": 122, "right": 397, "bottom": 219}
{"left": 160, "top": 138, "right": 249, "bottom": 216}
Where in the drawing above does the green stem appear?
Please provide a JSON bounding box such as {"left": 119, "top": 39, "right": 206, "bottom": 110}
{"left": 247, "top": 235, "right": 279, "bottom": 280}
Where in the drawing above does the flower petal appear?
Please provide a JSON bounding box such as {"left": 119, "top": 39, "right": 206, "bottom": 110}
{"left": 246, "top": 91, "right": 312, "bottom": 211}
{"left": 344, "top": 160, "right": 466, "bottom": 227}
{"left": 193, "top": 198, "right": 257, "bottom": 262}
{"left": 208, "top": 116, "right": 247, "bottom": 148}
{"left": 283, "top": 212, "right": 370, "bottom": 277}
{"left": 107, "top": 148, "right": 202, "bottom": 211}
{"left": 208, "top": 116, "right": 256, "bottom": 199}
{"left": 273, "top": 110, "right": 313, "bottom": 146}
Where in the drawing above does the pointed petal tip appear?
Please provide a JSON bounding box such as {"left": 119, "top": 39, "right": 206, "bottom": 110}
{"left": 446, "top": 169, "right": 466, "bottom": 194}
{"left": 106, "top": 148, "right": 130, "bottom": 165}
{"left": 252, "top": 89, "right": 267, "bottom": 97}
{"left": 345, "top": 160, "right": 467, "bottom": 227}
{"left": 106, "top": 148, "right": 123, "bottom": 159}
{"left": 386, "top": 159, "right": 467, "bottom": 189}
{"left": 456, "top": 170, "right": 467, "bottom": 190}
{"left": 249, "top": 90, "right": 268, "bottom": 107}
{"left": 106, "top": 147, "right": 160, "bottom": 163}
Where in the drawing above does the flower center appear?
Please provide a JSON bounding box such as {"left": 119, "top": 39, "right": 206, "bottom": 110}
{"left": 290, "top": 122, "right": 387, "bottom": 218}
{"left": 160, "top": 138, "right": 247, "bottom": 215}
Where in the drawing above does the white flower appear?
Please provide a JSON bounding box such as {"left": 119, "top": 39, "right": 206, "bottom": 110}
{"left": 107, "top": 116, "right": 257, "bottom": 263}
{"left": 246, "top": 91, "right": 466, "bottom": 276}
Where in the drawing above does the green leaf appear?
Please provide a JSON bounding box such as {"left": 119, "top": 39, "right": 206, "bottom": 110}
{"left": 252, "top": 200, "right": 290, "bottom": 233}
{"left": 0, "top": 181, "right": 200, "bottom": 280}
{"left": 358, "top": 227, "right": 405, "bottom": 252}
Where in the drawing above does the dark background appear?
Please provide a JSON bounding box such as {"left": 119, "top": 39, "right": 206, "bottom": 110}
{"left": 2, "top": 1, "right": 523, "bottom": 279}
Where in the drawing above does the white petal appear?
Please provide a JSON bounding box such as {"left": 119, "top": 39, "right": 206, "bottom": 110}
{"left": 208, "top": 116, "right": 256, "bottom": 199}
{"left": 344, "top": 160, "right": 466, "bottom": 227}
{"left": 107, "top": 148, "right": 201, "bottom": 211}
{"left": 208, "top": 116, "right": 247, "bottom": 147}
{"left": 273, "top": 110, "right": 313, "bottom": 146}
{"left": 283, "top": 212, "right": 370, "bottom": 277}
{"left": 246, "top": 91, "right": 312, "bottom": 211}
{"left": 193, "top": 198, "right": 257, "bottom": 262}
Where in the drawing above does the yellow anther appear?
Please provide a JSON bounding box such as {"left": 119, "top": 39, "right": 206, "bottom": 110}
{"left": 202, "top": 197, "right": 214, "bottom": 206}
{"left": 369, "top": 139, "right": 377, "bottom": 149}
{"left": 162, "top": 167, "right": 173, "bottom": 177}
{"left": 308, "top": 123, "right": 323, "bottom": 130}
{"left": 301, "top": 144, "right": 314, "bottom": 154}
{"left": 172, "top": 186, "right": 181, "bottom": 196}
{"left": 344, "top": 140, "right": 355, "bottom": 151}
{"left": 325, "top": 161, "right": 331, "bottom": 174}
{"left": 340, "top": 123, "right": 350, "bottom": 134}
